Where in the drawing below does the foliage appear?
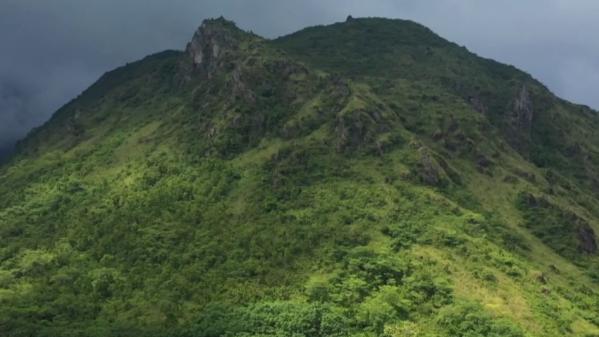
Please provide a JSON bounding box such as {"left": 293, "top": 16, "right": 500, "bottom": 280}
{"left": 1, "top": 16, "right": 599, "bottom": 337}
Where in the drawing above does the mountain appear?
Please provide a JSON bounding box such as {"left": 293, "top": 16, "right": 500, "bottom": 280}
{"left": 1, "top": 16, "right": 599, "bottom": 337}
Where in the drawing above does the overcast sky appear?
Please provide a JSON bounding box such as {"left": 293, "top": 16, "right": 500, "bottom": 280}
{"left": 2, "top": 0, "right": 599, "bottom": 155}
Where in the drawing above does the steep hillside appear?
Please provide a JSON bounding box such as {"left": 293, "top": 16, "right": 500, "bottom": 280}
{"left": 1, "top": 17, "right": 599, "bottom": 337}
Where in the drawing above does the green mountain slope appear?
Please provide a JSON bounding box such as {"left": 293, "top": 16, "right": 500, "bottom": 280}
{"left": 1, "top": 17, "right": 599, "bottom": 337}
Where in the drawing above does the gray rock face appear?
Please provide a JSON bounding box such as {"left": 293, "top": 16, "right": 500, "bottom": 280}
{"left": 230, "top": 66, "right": 256, "bottom": 104}
{"left": 334, "top": 110, "right": 370, "bottom": 152}
{"left": 578, "top": 225, "right": 598, "bottom": 254}
{"left": 334, "top": 106, "right": 390, "bottom": 153}
{"left": 468, "top": 95, "right": 487, "bottom": 114}
{"left": 512, "top": 85, "right": 534, "bottom": 133}
{"left": 505, "top": 84, "right": 535, "bottom": 153}
{"left": 186, "top": 18, "right": 240, "bottom": 75}
{"left": 417, "top": 147, "right": 445, "bottom": 186}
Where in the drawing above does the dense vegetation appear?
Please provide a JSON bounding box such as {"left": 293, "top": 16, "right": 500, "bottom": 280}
{"left": 1, "top": 17, "right": 599, "bottom": 336}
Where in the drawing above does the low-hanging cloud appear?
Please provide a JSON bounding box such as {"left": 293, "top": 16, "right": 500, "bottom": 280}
{"left": 2, "top": 0, "right": 599, "bottom": 156}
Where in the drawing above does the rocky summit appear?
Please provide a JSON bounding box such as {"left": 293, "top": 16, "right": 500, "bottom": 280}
{"left": 2, "top": 17, "right": 599, "bottom": 337}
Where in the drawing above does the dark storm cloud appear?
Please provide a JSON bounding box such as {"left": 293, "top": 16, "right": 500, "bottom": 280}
{"left": 1, "top": 0, "right": 599, "bottom": 157}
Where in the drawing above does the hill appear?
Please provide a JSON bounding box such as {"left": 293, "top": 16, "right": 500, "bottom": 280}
{"left": 1, "top": 17, "right": 599, "bottom": 337}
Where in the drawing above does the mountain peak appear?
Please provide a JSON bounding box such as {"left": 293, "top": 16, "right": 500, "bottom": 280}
{"left": 185, "top": 17, "right": 247, "bottom": 73}
{"left": 198, "top": 16, "right": 239, "bottom": 32}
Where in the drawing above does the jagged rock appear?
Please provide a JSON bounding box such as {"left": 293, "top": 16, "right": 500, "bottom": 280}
{"left": 66, "top": 120, "right": 83, "bottom": 137}
{"left": 468, "top": 95, "right": 487, "bottom": 114}
{"left": 476, "top": 154, "right": 492, "bottom": 169}
{"left": 267, "top": 60, "right": 308, "bottom": 80}
{"left": 512, "top": 85, "right": 534, "bottom": 132}
{"left": 536, "top": 272, "right": 548, "bottom": 284}
{"left": 443, "top": 131, "right": 474, "bottom": 153}
{"left": 186, "top": 18, "right": 241, "bottom": 75}
{"left": 476, "top": 154, "right": 493, "bottom": 175}
{"left": 417, "top": 147, "right": 445, "bottom": 186}
{"left": 431, "top": 129, "right": 444, "bottom": 142}
{"left": 506, "top": 85, "right": 534, "bottom": 152}
{"left": 519, "top": 193, "right": 597, "bottom": 256}
{"left": 66, "top": 110, "right": 84, "bottom": 137}
{"left": 334, "top": 104, "right": 389, "bottom": 153}
{"left": 331, "top": 75, "right": 351, "bottom": 98}
{"left": 231, "top": 66, "right": 256, "bottom": 103}
{"left": 578, "top": 225, "right": 598, "bottom": 254}
{"left": 513, "top": 168, "right": 536, "bottom": 183}
{"left": 334, "top": 110, "right": 369, "bottom": 152}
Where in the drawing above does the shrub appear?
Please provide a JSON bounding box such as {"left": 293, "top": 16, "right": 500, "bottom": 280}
{"left": 436, "top": 302, "right": 524, "bottom": 337}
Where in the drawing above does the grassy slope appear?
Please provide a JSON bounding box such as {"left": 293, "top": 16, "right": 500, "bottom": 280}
{"left": 1, "top": 17, "right": 599, "bottom": 337}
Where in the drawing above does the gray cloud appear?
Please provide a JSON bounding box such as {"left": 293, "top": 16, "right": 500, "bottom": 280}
{"left": 1, "top": 0, "right": 599, "bottom": 157}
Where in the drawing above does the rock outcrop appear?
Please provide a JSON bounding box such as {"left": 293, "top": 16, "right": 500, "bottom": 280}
{"left": 578, "top": 225, "right": 598, "bottom": 254}
{"left": 468, "top": 95, "right": 487, "bottom": 114}
{"left": 506, "top": 84, "right": 534, "bottom": 152}
{"left": 186, "top": 17, "right": 242, "bottom": 75}
{"left": 415, "top": 146, "right": 448, "bottom": 186}
{"left": 518, "top": 192, "right": 598, "bottom": 257}
{"left": 512, "top": 85, "right": 534, "bottom": 133}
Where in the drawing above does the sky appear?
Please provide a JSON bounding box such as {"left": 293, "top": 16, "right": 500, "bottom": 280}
{"left": 1, "top": 0, "right": 599, "bottom": 156}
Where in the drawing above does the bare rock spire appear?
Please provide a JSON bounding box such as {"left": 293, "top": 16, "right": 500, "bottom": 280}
{"left": 186, "top": 17, "right": 242, "bottom": 74}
